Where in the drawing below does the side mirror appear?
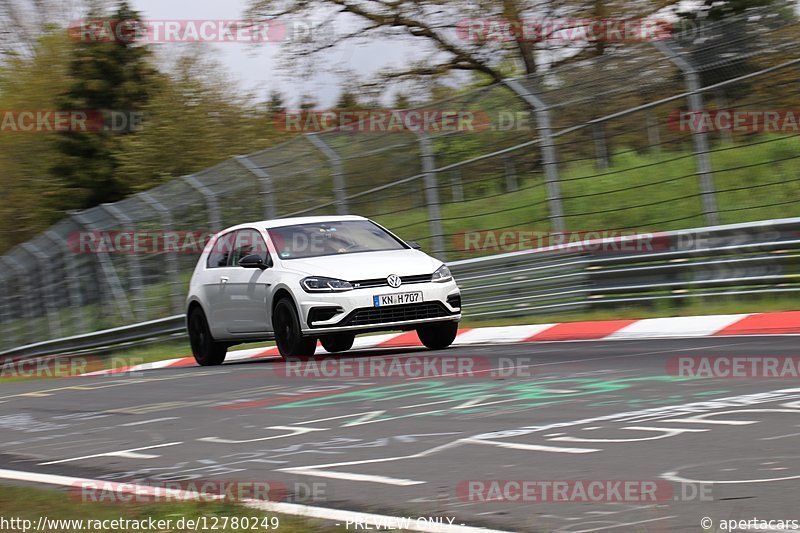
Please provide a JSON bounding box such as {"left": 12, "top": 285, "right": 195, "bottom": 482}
{"left": 240, "top": 254, "right": 268, "bottom": 270}
{"left": 408, "top": 241, "right": 422, "bottom": 250}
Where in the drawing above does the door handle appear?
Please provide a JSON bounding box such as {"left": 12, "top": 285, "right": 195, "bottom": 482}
{"left": 220, "top": 276, "right": 229, "bottom": 284}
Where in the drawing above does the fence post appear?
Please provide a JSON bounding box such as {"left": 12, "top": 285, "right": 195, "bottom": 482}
{"left": 504, "top": 78, "right": 565, "bottom": 232}
{"left": 646, "top": 110, "right": 661, "bottom": 153}
{"left": 416, "top": 131, "right": 446, "bottom": 260}
{"left": 307, "top": 134, "right": 348, "bottom": 215}
{"left": 504, "top": 154, "right": 519, "bottom": 192}
{"left": 653, "top": 41, "right": 719, "bottom": 226}
{"left": 70, "top": 211, "right": 134, "bottom": 324}
{"left": 20, "top": 242, "right": 62, "bottom": 338}
{"left": 450, "top": 170, "right": 464, "bottom": 203}
{"left": 592, "top": 122, "right": 609, "bottom": 170}
{"left": 45, "top": 230, "right": 88, "bottom": 334}
{"left": 235, "top": 155, "right": 276, "bottom": 219}
{"left": 183, "top": 175, "right": 222, "bottom": 233}
{"left": 139, "top": 192, "right": 183, "bottom": 315}
{"left": 101, "top": 203, "right": 147, "bottom": 321}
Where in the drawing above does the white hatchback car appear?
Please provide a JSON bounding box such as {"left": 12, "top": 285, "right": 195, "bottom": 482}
{"left": 186, "top": 215, "right": 462, "bottom": 365}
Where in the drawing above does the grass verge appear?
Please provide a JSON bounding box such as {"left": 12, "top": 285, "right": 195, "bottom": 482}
{"left": 0, "top": 484, "right": 336, "bottom": 532}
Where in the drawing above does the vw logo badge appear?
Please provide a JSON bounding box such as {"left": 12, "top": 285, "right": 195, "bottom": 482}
{"left": 387, "top": 274, "right": 402, "bottom": 288}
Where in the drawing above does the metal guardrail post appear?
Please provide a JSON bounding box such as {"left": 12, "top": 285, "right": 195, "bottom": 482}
{"left": 2, "top": 255, "right": 36, "bottom": 345}
{"left": 653, "top": 41, "right": 719, "bottom": 226}
{"left": 0, "top": 267, "right": 18, "bottom": 348}
{"left": 20, "top": 242, "right": 62, "bottom": 338}
{"left": 504, "top": 78, "right": 565, "bottom": 232}
{"left": 138, "top": 192, "right": 183, "bottom": 315}
{"left": 307, "top": 134, "right": 348, "bottom": 215}
{"left": 70, "top": 211, "right": 134, "bottom": 324}
{"left": 183, "top": 175, "right": 222, "bottom": 233}
{"left": 44, "top": 230, "right": 88, "bottom": 333}
{"left": 416, "top": 131, "right": 446, "bottom": 260}
{"left": 101, "top": 203, "right": 147, "bottom": 321}
{"left": 235, "top": 155, "right": 277, "bottom": 220}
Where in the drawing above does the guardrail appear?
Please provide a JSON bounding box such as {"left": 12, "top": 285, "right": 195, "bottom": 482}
{"left": 3, "top": 216, "right": 800, "bottom": 360}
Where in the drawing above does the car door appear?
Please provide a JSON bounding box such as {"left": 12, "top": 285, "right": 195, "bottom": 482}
{"left": 203, "top": 230, "right": 236, "bottom": 339}
{"left": 221, "top": 228, "right": 272, "bottom": 334}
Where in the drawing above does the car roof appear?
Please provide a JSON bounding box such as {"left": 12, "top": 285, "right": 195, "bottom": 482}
{"left": 221, "top": 215, "right": 369, "bottom": 232}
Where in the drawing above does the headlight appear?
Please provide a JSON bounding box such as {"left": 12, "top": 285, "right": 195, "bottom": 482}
{"left": 431, "top": 264, "right": 453, "bottom": 283}
{"left": 301, "top": 276, "right": 354, "bottom": 292}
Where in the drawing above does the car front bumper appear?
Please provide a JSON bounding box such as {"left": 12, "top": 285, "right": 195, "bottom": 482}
{"left": 297, "top": 280, "right": 461, "bottom": 335}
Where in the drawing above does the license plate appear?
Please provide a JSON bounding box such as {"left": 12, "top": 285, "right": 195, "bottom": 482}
{"left": 373, "top": 291, "right": 423, "bottom": 307}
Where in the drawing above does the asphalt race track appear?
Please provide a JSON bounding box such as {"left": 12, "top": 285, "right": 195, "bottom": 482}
{"left": 1, "top": 336, "right": 800, "bottom": 532}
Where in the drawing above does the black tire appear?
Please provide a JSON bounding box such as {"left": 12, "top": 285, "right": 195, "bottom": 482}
{"left": 188, "top": 307, "right": 227, "bottom": 366}
{"left": 417, "top": 321, "right": 459, "bottom": 350}
{"left": 320, "top": 333, "right": 355, "bottom": 353}
{"left": 273, "top": 298, "right": 317, "bottom": 357}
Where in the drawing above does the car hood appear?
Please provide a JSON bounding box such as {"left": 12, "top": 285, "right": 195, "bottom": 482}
{"left": 279, "top": 249, "right": 441, "bottom": 280}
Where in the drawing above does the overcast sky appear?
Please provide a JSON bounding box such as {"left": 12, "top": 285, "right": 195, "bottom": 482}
{"left": 130, "top": 0, "right": 413, "bottom": 107}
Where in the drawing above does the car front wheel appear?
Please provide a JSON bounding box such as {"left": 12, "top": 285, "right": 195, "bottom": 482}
{"left": 188, "top": 307, "right": 227, "bottom": 366}
{"left": 417, "top": 321, "right": 458, "bottom": 350}
{"left": 273, "top": 298, "right": 317, "bottom": 358}
{"left": 321, "top": 333, "right": 355, "bottom": 353}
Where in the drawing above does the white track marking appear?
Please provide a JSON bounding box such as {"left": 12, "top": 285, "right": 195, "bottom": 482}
{"left": 471, "top": 388, "right": 800, "bottom": 440}
{"left": 278, "top": 468, "right": 425, "bottom": 486}
{"left": 0, "top": 468, "right": 510, "bottom": 533}
{"left": 198, "top": 426, "right": 327, "bottom": 444}
{"left": 276, "top": 441, "right": 462, "bottom": 485}
{"left": 568, "top": 516, "right": 675, "bottom": 532}
{"left": 461, "top": 438, "right": 599, "bottom": 454}
{"left": 38, "top": 442, "right": 181, "bottom": 465}
{"left": 120, "top": 417, "right": 178, "bottom": 426}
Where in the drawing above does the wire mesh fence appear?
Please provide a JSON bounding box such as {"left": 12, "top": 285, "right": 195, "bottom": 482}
{"left": 2, "top": 4, "right": 800, "bottom": 350}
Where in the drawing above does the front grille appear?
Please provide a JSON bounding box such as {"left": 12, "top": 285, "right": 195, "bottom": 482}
{"left": 330, "top": 302, "right": 453, "bottom": 328}
{"left": 352, "top": 273, "right": 432, "bottom": 289}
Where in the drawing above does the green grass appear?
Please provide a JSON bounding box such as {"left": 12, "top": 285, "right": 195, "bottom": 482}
{"left": 370, "top": 134, "right": 800, "bottom": 260}
{"left": 0, "top": 485, "right": 335, "bottom": 533}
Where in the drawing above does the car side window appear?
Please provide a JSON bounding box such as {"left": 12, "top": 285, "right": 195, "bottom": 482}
{"left": 231, "top": 229, "right": 270, "bottom": 267}
{"left": 206, "top": 231, "right": 235, "bottom": 268}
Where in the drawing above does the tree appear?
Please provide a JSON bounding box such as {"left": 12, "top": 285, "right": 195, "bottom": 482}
{"left": 50, "top": 1, "right": 159, "bottom": 209}
{"left": 246, "top": 0, "right": 683, "bottom": 87}
{"left": 267, "top": 89, "right": 286, "bottom": 115}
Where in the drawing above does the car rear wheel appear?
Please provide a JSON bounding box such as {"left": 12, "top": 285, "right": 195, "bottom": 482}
{"left": 320, "top": 333, "right": 355, "bottom": 353}
{"left": 188, "top": 307, "right": 227, "bottom": 366}
{"left": 417, "top": 321, "right": 458, "bottom": 350}
{"left": 273, "top": 298, "right": 317, "bottom": 357}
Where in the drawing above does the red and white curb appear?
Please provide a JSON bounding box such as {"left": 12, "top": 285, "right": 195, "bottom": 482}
{"left": 82, "top": 310, "right": 800, "bottom": 377}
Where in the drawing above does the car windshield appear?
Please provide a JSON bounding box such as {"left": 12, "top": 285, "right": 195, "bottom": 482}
{"left": 267, "top": 220, "right": 407, "bottom": 260}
